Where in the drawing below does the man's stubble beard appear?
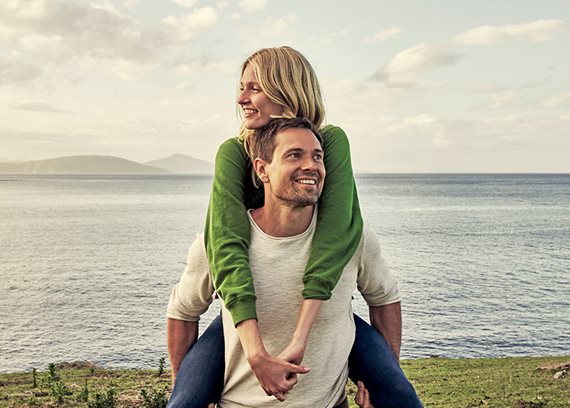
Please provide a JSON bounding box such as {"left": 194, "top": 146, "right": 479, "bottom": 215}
{"left": 272, "top": 183, "right": 321, "bottom": 209}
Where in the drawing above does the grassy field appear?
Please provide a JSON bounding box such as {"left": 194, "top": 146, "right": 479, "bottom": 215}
{"left": 0, "top": 356, "right": 567, "bottom": 407}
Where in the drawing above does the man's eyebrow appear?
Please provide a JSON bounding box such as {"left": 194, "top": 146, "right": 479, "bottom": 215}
{"left": 281, "top": 147, "right": 324, "bottom": 155}
{"left": 282, "top": 147, "right": 303, "bottom": 155}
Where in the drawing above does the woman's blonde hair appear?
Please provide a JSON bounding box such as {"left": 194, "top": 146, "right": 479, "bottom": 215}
{"left": 238, "top": 46, "right": 326, "bottom": 158}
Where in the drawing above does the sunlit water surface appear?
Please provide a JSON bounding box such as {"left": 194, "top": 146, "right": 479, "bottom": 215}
{"left": 1, "top": 174, "right": 569, "bottom": 373}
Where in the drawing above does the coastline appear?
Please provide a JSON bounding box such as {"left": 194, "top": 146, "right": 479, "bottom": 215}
{"left": 1, "top": 356, "right": 568, "bottom": 407}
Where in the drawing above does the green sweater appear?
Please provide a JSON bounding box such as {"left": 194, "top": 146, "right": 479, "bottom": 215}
{"left": 204, "top": 125, "right": 363, "bottom": 326}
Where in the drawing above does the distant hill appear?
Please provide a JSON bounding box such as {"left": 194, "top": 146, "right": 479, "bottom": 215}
{"left": 0, "top": 155, "right": 169, "bottom": 174}
{"left": 144, "top": 154, "right": 213, "bottom": 174}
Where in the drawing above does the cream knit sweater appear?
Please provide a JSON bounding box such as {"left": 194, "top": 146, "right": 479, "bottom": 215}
{"left": 167, "top": 209, "right": 400, "bottom": 407}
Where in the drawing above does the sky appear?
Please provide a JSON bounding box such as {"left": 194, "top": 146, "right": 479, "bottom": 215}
{"left": 1, "top": 0, "right": 569, "bottom": 172}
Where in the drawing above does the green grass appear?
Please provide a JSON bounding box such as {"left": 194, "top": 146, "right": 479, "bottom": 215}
{"left": 0, "top": 356, "right": 567, "bottom": 407}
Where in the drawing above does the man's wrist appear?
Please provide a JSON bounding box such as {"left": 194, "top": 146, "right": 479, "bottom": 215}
{"left": 246, "top": 348, "right": 270, "bottom": 370}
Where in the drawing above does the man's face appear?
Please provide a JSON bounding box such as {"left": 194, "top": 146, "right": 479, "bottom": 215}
{"left": 261, "top": 127, "right": 326, "bottom": 207}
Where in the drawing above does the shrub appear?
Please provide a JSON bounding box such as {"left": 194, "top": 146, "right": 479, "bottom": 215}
{"left": 77, "top": 379, "right": 89, "bottom": 402}
{"left": 47, "top": 363, "right": 59, "bottom": 383}
{"left": 157, "top": 357, "right": 166, "bottom": 377}
{"left": 32, "top": 368, "right": 37, "bottom": 388}
{"left": 50, "top": 380, "right": 70, "bottom": 405}
{"left": 88, "top": 387, "right": 117, "bottom": 408}
{"left": 140, "top": 387, "right": 168, "bottom": 408}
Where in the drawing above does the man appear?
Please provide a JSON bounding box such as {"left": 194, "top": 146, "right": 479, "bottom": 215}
{"left": 167, "top": 118, "right": 422, "bottom": 407}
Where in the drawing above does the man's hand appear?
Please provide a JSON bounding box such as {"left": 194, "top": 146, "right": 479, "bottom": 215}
{"left": 355, "top": 381, "right": 375, "bottom": 408}
{"left": 247, "top": 350, "right": 310, "bottom": 401}
{"left": 274, "top": 339, "right": 307, "bottom": 396}
{"left": 277, "top": 339, "right": 306, "bottom": 365}
{"left": 236, "top": 319, "right": 310, "bottom": 400}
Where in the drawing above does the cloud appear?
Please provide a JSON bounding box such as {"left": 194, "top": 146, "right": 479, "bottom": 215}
{"left": 162, "top": 7, "right": 218, "bottom": 42}
{"left": 453, "top": 19, "right": 568, "bottom": 45}
{"left": 385, "top": 114, "right": 437, "bottom": 131}
{"left": 261, "top": 14, "right": 297, "bottom": 37}
{"left": 312, "top": 28, "right": 350, "bottom": 44}
{"left": 239, "top": 0, "right": 266, "bottom": 12}
{"left": 172, "top": 55, "right": 236, "bottom": 75}
{"left": 362, "top": 27, "right": 401, "bottom": 43}
{"left": 172, "top": 0, "right": 198, "bottom": 7}
{"left": 12, "top": 101, "right": 69, "bottom": 113}
{"left": 123, "top": 0, "right": 138, "bottom": 9}
{"left": 372, "top": 43, "right": 462, "bottom": 87}
{"left": 485, "top": 91, "right": 522, "bottom": 109}
{"left": 543, "top": 92, "right": 570, "bottom": 108}
{"left": 0, "top": 56, "right": 42, "bottom": 86}
{"left": 0, "top": 0, "right": 158, "bottom": 63}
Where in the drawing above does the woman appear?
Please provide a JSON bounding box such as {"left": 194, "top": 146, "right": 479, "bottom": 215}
{"left": 168, "top": 46, "right": 422, "bottom": 408}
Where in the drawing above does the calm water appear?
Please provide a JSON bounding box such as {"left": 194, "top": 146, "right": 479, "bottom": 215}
{"left": 1, "top": 174, "right": 569, "bottom": 373}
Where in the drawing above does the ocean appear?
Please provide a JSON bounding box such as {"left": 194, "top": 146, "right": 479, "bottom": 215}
{"left": 1, "top": 174, "right": 569, "bottom": 373}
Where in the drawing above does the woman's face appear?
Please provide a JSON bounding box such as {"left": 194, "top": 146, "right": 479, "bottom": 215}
{"left": 238, "top": 64, "right": 283, "bottom": 129}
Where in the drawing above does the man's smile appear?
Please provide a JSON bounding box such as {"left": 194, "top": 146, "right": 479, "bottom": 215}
{"left": 296, "top": 179, "right": 316, "bottom": 185}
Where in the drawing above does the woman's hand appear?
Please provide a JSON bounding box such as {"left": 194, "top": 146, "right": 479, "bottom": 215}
{"left": 247, "top": 349, "right": 310, "bottom": 400}
{"left": 277, "top": 339, "right": 306, "bottom": 365}
{"left": 355, "top": 381, "right": 375, "bottom": 408}
{"left": 236, "top": 319, "right": 309, "bottom": 399}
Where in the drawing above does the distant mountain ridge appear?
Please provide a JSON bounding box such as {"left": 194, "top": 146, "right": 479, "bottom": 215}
{"left": 144, "top": 153, "right": 213, "bottom": 174}
{"left": 0, "top": 154, "right": 213, "bottom": 174}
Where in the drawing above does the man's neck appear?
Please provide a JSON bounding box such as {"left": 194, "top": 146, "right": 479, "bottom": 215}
{"left": 251, "top": 202, "right": 315, "bottom": 238}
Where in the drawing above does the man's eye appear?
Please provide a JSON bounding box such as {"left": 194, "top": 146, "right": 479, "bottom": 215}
{"left": 313, "top": 154, "right": 323, "bottom": 161}
{"left": 289, "top": 153, "right": 300, "bottom": 159}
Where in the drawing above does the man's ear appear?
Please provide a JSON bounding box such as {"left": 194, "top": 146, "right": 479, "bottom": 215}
{"left": 253, "top": 158, "right": 269, "bottom": 183}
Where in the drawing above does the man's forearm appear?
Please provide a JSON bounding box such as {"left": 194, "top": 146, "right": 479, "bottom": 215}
{"left": 369, "top": 302, "right": 402, "bottom": 360}
{"left": 167, "top": 318, "right": 199, "bottom": 383}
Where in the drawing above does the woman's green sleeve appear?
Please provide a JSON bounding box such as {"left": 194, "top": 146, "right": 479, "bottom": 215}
{"left": 302, "top": 125, "right": 364, "bottom": 299}
{"left": 204, "top": 137, "right": 263, "bottom": 326}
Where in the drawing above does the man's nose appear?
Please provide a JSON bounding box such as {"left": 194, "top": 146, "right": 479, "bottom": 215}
{"left": 301, "top": 157, "right": 319, "bottom": 171}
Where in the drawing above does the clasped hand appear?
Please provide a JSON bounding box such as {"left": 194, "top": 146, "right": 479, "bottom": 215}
{"left": 247, "top": 340, "right": 309, "bottom": 401}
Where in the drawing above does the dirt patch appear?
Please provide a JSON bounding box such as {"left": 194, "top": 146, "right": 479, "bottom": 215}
{"left": 55, "top": 361, "right": 99, "bottom": 370}
{"left": 537, "top": 362, "right": 570, "bottom": 371}
{"left": 514, "top": 400, "right": 547, "bottom": 408}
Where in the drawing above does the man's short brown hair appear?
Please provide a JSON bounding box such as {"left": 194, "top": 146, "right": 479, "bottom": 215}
{"left": 250, "top": 117, "right": 323, "bottom": 163}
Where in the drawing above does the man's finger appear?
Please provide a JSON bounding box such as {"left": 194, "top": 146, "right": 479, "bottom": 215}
{"left": 287, "top": 363, "right": 310, "bottom": 374}
{"left": 274, "top": 391, "right": 287, "bottom": 401}
{"left": 355, "top": 381, "right": 365, "bottom": 406}
{"left": 355, "top": 381, "right": 374, "bottom": 408}
{"left": 362, "top": 385, "right": 371, "bottom": 408}
{"left": 285, "top": 374, "right": 298, "bottom": 387}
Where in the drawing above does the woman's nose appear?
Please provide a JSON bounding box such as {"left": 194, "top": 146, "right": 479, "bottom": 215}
{"left": 237, "top": 90, "right": 249, "bottom": 104}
